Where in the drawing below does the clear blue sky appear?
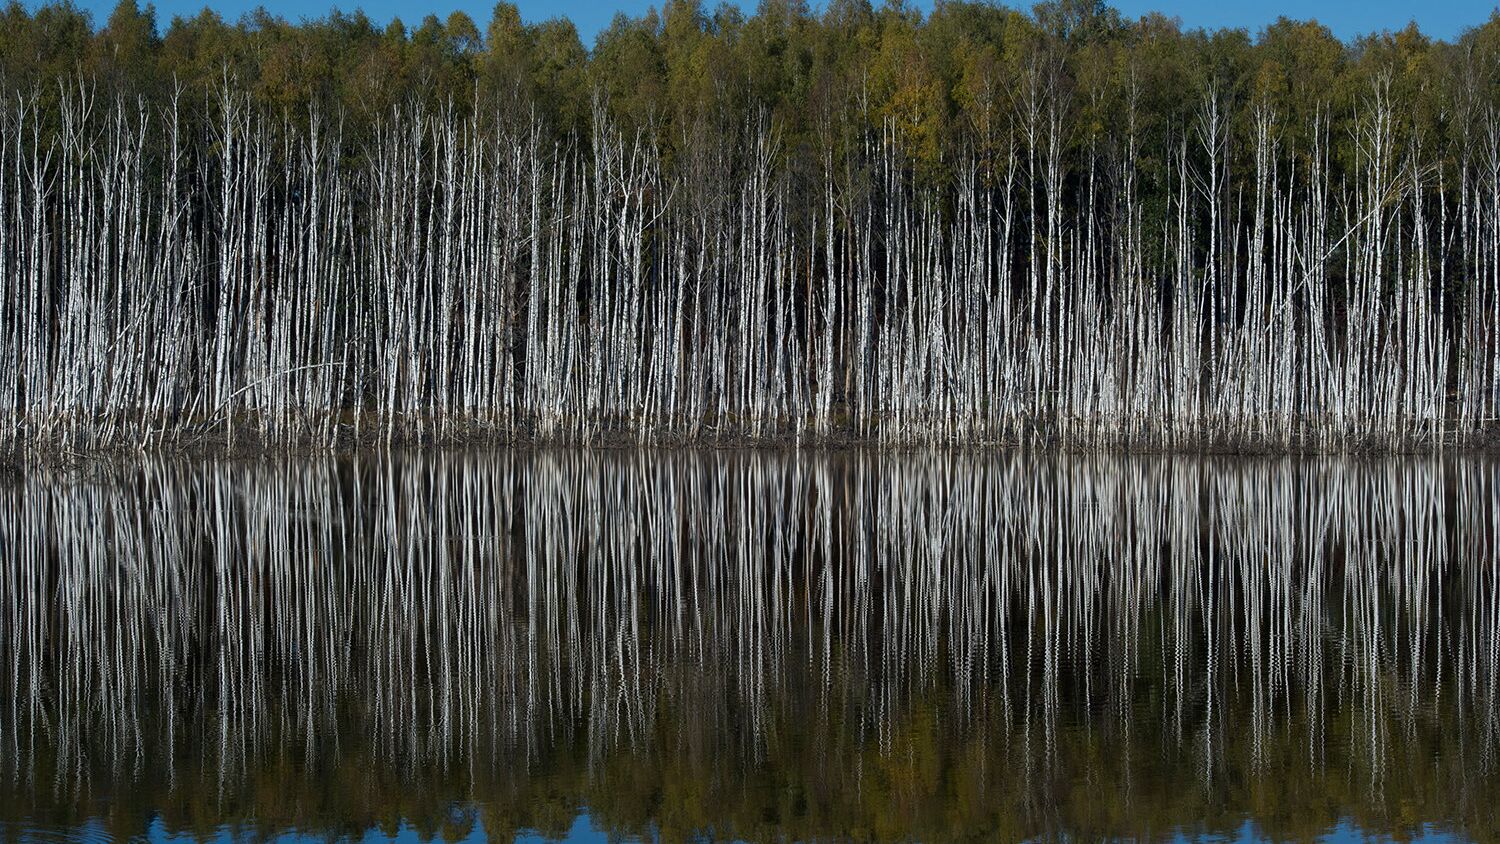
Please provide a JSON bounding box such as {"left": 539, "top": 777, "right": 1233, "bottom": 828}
{"left": 34, "top": 0, "right": 1499, "bottom": 47}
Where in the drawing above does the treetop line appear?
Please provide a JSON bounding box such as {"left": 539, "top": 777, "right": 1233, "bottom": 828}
{"left": 2, "top": 0, "right": 1500, "bottom": 451}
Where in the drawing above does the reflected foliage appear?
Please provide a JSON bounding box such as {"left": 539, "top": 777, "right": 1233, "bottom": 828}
{"left": 1, "top": 453, "right": 1498, "bottom": 841}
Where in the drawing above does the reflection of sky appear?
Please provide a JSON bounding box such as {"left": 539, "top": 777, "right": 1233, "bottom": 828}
{"left": 1163, "top": 818, "right": 1467, "bottom": 843}
{"left": 130, "top": 813, "right": 625, "bottom": 844}
{"left": 513, "top": 814, "right": 613, "bottom": 844}
{"left": 5, "top": 814, "right": 1473, "bottom": 843}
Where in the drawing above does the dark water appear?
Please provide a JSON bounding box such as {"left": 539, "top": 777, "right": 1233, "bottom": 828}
{"left": 0, "top": 452, "right": 1496, "bottom": 843}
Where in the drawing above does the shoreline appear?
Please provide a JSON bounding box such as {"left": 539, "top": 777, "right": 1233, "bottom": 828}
{"left": 7, "top": 423, "right": 1500, "bottom": 467}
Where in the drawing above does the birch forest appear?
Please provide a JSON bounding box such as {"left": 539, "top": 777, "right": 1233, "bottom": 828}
{"left": 6, "top": 0, "right": 1500, "bottom": 450}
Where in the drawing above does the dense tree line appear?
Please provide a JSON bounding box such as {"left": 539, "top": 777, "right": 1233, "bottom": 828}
{"left": 5, "top": 0, "right": 1500, "bottom": 449}
{"left": 0, "top": 0, "right": 1484, "bottom": 176}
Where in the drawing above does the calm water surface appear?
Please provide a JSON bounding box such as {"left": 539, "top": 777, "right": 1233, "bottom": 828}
{"left": 1, "top": 452, "right": 1496, "bottom": 843}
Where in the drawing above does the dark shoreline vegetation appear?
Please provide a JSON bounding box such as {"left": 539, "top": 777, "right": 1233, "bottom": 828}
{"left": 5, "top": 1, "right": 1500, "bottom": 453}
{"left": 3, "top": 452, "right": 1499, "bottom": 841}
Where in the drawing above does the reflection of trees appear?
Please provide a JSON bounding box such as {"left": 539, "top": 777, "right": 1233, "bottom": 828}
{"left": 1, "top": 453, "right": 1497, "bottom": 841}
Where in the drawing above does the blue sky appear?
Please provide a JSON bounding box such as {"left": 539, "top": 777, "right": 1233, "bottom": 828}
{"left": 36, "top": 0, "right": 1498, "bottom": 47}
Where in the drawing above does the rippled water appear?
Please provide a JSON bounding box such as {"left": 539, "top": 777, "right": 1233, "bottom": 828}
{"left": 1, "top": 452, "right": 1497, "bottom": 843}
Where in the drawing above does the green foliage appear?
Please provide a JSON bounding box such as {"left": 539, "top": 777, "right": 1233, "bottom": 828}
{"left": 3, "top": 1, "right": 1499, "bottom": 234}
{"left": 0, "top": 1, "right": 1482, "bottom": 173}
{"left": 0, "top": 2, "right": 1477, "bottom": 132}
{"left": 590, "top": 10, "right": 667, "bottom": 135}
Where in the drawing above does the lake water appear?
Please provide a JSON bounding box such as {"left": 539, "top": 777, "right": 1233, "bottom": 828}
{"left": 0, "top": 452, "right": 1495, "bottom": 843}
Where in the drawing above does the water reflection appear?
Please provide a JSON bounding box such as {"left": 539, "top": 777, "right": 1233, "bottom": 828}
{"left": 0, "top": 452, "right": 1497, "bottom": 842}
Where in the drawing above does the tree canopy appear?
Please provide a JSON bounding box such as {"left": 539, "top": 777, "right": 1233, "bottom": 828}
{"left": 3, "top": 0, "right": 1496, "bottom": 178}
